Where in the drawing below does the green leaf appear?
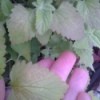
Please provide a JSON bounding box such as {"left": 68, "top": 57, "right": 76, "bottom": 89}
{"left": 87, "top": 29, "right": 100, "bottom": 48}
{"left": 0, "top": 0, "right": 13, "bottom": 16}
{"left": 7, "top": 5, "right": 35, "bottom": 44}
{"left": 36, "top": 0, "right": 53, "bottom": 4}
{"left": 77, "top": 0, "right": 100, "bottom": 29}
{"left": 0, "top": 23, "right": 6, "bottom": 75}
{"left": 33, "top": 0, "right": 55, "bottom": 35}
{"left": 0, "top": 9, "right": 6, "bottom": 21}
{"left": 73, "top": 38, "right": 94, "bottom": 69}
{"left": 36, "top": 30, "right": 52, "bottom": 45}
{"left": 41, "top": 47, "right": 50, "bottom": 58}
{"left": 51, "top": 1, "right": 84, "bottom": 40}
{"left": 8, "top": 61, "right": 67, "bottom": 100}
{"left": 31, "top": 38, "right": 41, "bottom": 63}
{"left": 73, "top": 28, "right": 100, "bottom": 68}
{"left": 12, "top": 41, "right": 31, "bottom": 61}
{"left": 53, "top": 0, "right": 62, "bottom": 8}
{"left": 7, "top": 47, "right": 18, "bottom": 61}
{"left": 42, "top": 34, "right": 73, "bottom": 59}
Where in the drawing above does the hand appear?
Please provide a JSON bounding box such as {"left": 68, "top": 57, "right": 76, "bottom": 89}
{"left": 38, "top": 51, "right": 91, "bottom": 100}
{"left": 0, "top": 51, "right": 91, "bottom": 100}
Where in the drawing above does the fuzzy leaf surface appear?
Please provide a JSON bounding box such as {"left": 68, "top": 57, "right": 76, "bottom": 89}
{"left": 36, "top": 30, "right": 52, "bottom": 45}
{"left": 73, "top": 38, "right": 94, "bottom": 69}
{"left": 77, "top": 0, "right": 100, "bottom": 29}
{"left": 12, "top": 41, "right": 31, "bottom": 61}
{"left": 51, "top": 1, "right": 84, "bottom": 40}
{"left": 7, "top": 5, "right": 35, "bottom": 44}
{"left": 33, "top": 0, "right": 55, "bottom": 35}
{"left": 87, "top": 29, "right": 100, "bottom": 48}
{"left": 8, "top": 61, "right": 67, "bottom": 100}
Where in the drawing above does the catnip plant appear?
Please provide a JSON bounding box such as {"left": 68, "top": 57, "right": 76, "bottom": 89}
{"left": 0, "top": 0, "right": 100, "bottom": 99}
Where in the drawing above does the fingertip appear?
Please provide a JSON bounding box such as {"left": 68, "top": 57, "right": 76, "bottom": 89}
{"left": 64, "top": 68, "right": 90, "bottom": 100}
{"left": 77, "top": 92, "right": 91, "bottom": 100}
{"left": 51, "top": 51, "right": 76, "bottom": 81}
{"left": 69, "top": 68, "right": 90, "bottom": 91}
{"left": 64, "top": 87, "right": 79, "bottom": 100}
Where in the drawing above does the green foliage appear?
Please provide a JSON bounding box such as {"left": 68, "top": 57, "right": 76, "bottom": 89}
{"left": 36, "top": 30, "right": 52, "bottom": 45}
{"left": 0, "top": 0, "right": 13, "bottom": 22}
{"left": 0, "top": 9, "right": 6, "bottom": 21}
{"left": 51, "top": 1, "right": 84, "bottom": 40}
{"left": 7, "top": 46, "right": 18, "bottom": 61}
{"left": 7, "top": 4, "right": 35, "bottom": 44}
{"left": 42, "top": 34, "right": 73, "bottom": 58}
{"left": 12, "top": 41, "right": 31, "bottom": 61}
{"left": 86, "top": 29, "right": 100, "bottom": 48}
{"left": 77, "top": 0, "right": 100, "bottom": 29}
{"left": 8, "top": 61, "right": 67, "bottom": 100}
{"left": 0, "top": 0, "right": 13, "bottom": 17}
{"left": 0, "top": 0, "right": 100, "bottom": 99}
{"left": 33, "top": 0, "right": 55, "bottom": 35}
{"left": 0, "top": 23, "right": 6, "bottom": 75}
{"left": 73, "top": 27, "right": 100, "bottom": 69}
{"left": 31, "top": 38, "right": 41, "bottom": 63}
{"left": 73, "top": 38, "right": 94, "bottom": 69}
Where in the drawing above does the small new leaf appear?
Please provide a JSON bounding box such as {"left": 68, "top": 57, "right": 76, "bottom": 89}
{"left": 51, "top": 1, "right": 84, "bottom": 40}
{"left": 7, "top": 5, "right": 35, "bottom": 44}
{"left": 0, "top": 23, "right": 6, "bottom": 75}
{"left": 33, "top": 0, "right": 55, "bottom": 35}
{"left": 8, "top": 61, "right": 67, "bottom": 100}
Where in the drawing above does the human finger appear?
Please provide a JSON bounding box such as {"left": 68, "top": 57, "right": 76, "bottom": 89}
{"left": 77, "top": 92, "right": 91, "bottom": 100}
{"left": 51, "top": 51, "right": 76, "bottom": 81}
{"left": 38, "top": 58, "right": 54, "bottom": 69}
{"left": 64, "top": 68, "right": 89, "bottom": 100}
